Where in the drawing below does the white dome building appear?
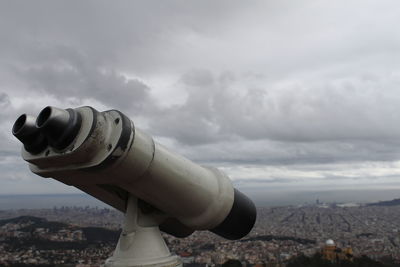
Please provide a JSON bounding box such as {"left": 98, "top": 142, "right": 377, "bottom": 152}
{"left": 325, "top": 239, "right": 335, "bottom": 246}
{"left": 322, "top": 239, "right": 353, "bottom": 262}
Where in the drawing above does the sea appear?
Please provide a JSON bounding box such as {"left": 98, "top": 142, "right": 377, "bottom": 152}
{"left": 0, "top": 188, "right": 399, "bottom": 210}
{"left": 0, "top": 194, "right": 109, "bottom": 210}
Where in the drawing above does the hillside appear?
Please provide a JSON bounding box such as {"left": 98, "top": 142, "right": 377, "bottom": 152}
{"left": 0, "top": 215, "right": 120, "bottom": 249}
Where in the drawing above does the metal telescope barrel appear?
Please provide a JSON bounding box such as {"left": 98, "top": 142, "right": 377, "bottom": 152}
{"left": 36, "top": 106, "right": 82, "bottom": 150}
{"left": 12, "top": 106, "right": 256, "bottom": 240}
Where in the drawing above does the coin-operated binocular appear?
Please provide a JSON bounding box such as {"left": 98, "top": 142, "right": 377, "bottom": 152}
{"left": 12, "top": 106, "right": 256, "bottom": 267}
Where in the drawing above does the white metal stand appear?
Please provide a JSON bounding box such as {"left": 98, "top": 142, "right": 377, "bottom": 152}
{"left": 105, "top": 196, "right": 182, "bottom": 267}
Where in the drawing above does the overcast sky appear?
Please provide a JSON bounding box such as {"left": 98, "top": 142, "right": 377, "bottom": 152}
{"left": 1, "top": 1, "right": 400, "bottom": 203}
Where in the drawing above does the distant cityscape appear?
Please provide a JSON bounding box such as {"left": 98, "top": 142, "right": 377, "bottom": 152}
{"left": 0, "top": 198, "right": 399, "bottom": 266}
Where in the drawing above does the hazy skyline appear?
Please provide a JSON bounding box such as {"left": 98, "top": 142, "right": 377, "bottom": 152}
{"left": 1, "top": 1, "right": 400, "bottom": 203}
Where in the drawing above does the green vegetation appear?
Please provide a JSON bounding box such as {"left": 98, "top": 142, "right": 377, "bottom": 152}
{"left": 0, "top": 216, "right": 46, "bottom": 226}
{"left": 222, "top": 259, "right": 242, "bottom": 267}
{"left": 0, "top": 216, "right": 120, "bottom": 251}
{"left": 81, "top": 227, "right": 120, "bottom": 242}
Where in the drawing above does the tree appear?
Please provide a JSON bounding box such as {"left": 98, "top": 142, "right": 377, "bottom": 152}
{"left": 222, "top": 259, "right": 242, "bottom": 267}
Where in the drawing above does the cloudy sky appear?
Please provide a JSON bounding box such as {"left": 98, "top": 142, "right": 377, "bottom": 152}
{"left": 1, "top": 1, "right": 400, "bottom": 204}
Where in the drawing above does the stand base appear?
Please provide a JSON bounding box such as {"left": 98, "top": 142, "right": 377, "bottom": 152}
{"left": 105, "top": 196, "right": 182, "bottom": 267}
{"left": 105, "top": 255, "right": 181, "bottom": 267}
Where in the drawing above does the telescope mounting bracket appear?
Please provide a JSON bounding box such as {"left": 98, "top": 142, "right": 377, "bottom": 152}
{"left": 105, "top": 195, "right": 182, "bottom": 267}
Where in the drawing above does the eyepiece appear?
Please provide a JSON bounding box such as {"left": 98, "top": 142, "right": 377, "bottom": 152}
{"left": 12, "top": 114, "right": 29, "bottom": 136}
{"left": 36, "top": 106, "right": 82, "bottom": 150}
{"left": 36, "top": 106, "right": 52, "bottom": 128}
{"left": 12, "top": 114, "right": 47, "bottom": 154}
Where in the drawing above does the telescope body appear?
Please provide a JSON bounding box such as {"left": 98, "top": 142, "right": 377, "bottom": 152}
{"left": 14, "top": 106, "right": 256, "bottom": 240}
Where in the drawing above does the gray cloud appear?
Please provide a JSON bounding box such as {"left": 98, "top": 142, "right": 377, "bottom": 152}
{"left": 147, "top": 69, "right": 400, "bottom": 168}
{"left": 13, "top": 45, "right": 153, "bottom": 112}
{"left": 0, "top": 1, "right": 249, "bottom": 75}
{"left": 0, "top": 93, "right": 10, "bottom": 106}
{"left": 0, "top": 1, "right": 400, "bottom": 196}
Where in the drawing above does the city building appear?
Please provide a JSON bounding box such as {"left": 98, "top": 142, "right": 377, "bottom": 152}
{"left": 322, "top": 239, "right": 353, "bottom": 262}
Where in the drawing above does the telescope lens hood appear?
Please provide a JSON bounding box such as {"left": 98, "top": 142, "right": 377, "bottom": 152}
{"left": 211, "top": 188, "right": 257, "bottom": 240}
{"left": 36, "top": 106, "right": 82, "bottom": 150}
{"left": 12, "top": 114, "right": 47, "bottom": 154}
